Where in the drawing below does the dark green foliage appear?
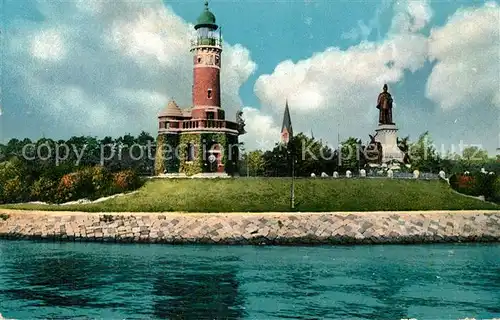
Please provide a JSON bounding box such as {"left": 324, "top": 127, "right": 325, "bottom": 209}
{"left": 30, "top": 177, "right": 58, "bottom": 202}
{"left": 0, "top": 157, "right": 142, "bottom": 204}
{"left": 111, "top": 169, "right": 143, "bottom": 193}
{"left": 0, "top": 132, "right": 155, "bottom": 204}
{"left": 262, "top": 133, "right": 337, "bottom": 177}
{"left": 493, "top": 177, "right": 500, "bottom": 203}
{"left": 224, "top": 134, "right": 240, "bottom": 175}
{"left": 164, "top": 134, "right": 180, "bottom": 173}
{"left": 0, "top": 213, "right": 9, "bottom": 220}
{"left": 449, "top": 172, "right": 499, "bottom": 203}
{"left": 155, "top": 134, "right": 181, "bottom": 175}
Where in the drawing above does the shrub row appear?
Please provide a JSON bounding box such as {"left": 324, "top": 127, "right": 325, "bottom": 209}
{"left": 449, "top": 172, "right": 499, "bottom": 203}
{"left": 0, "top": 164, "right": 142, "bottom": 204}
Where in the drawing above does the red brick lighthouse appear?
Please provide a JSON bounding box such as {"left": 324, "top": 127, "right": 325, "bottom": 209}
{"left": 191, "top": 1, "right": 222, "bottom": 119}
{"left": 155, "top": 1, "right": 246, "bottom": 177}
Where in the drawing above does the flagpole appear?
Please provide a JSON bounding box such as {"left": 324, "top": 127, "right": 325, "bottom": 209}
{"left": 288, "top": 139, "right": 295, "bottom": 210}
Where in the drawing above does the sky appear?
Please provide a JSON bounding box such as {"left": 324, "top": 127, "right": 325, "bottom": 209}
{"left": 0, "top": 0, "right": 499, "bottom": 156}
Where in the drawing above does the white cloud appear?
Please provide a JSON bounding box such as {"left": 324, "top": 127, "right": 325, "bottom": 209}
{"left": 4, "top": 0, "right": 256, "bottom": 138}
{"left": 240, "top": 107, "right": 281, "bottom": 151}
{"left": 426, "top": 2, "right": 500, "bottom": 110}
{"left": 390, "top": 0, "right": 433, "bottom": 33}
{"left": 31, "top": 29, "right": 66, "bottom": 62}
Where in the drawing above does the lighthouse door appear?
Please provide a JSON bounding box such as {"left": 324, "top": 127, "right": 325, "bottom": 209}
{"left": 207, "top": 144, "right": 221, "bottom": 173}
{"left": 208, "top": 152, "right": 217, "bottom": 172}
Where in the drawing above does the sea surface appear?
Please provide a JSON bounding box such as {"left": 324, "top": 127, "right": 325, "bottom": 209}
{"left": 0, "top": 240, "right": 499, "bottom": 320}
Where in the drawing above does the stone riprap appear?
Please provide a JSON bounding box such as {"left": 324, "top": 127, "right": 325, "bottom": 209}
{"left": 0, "top": 210, "right": 499, "bottom": 245}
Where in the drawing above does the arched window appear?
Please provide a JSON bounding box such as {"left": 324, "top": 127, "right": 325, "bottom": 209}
{"left": 207, "top": 89, "right": 212, "bottom": 99}
{"left": 186, "top": 143, "right": 194, "bottom": 161}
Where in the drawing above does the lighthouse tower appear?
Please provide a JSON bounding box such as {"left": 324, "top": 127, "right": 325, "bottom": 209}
{"left": 155, "top": 1, "right": 245, "bottom": 177}
{"left": 191, "top": 1, "right": 222, "bottom": 119}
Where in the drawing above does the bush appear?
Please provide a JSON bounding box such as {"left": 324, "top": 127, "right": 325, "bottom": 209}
{"left": 475, "top": 173, "right": 497, "bottom": 200}
{"left": 1, "top": 177, "right": 26, "bottom": 204}
{"left": 493, "top": 177, "right": 500, "bottom": 203}
{"left": 53, "top": 166, "right": 113, "bottom": 203}
{"left": 0, "top": 158, "right": 25, "bottom": 183}
{"left": 0, "top": 158, "right": 30, "bottom": 204}
{"left": 45, "top": 167, "right": 142, "bottom": 203}
{"left": 112, "top": 169, "right": 141, "bottom": 193}
{"left": 449, "top": 173, "right": 477, "bottom": 195}
{"left": 55, "top": 172, "right": 81, "bottom": 203}
{"left": 78, "top": 166, "right": 111, "bottom": 199}
{"left": 89, "top": 166, "right": 112, "bottom": 198}
{"left": 30, "top": 177, "right": 58, "bottom": 203}
{"left": 449, "top": 172, "right": 497, "bottom": 201}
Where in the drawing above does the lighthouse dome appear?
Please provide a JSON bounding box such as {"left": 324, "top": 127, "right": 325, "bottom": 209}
{"left": 195, "top": 1, "right": 218, "bottom": 30}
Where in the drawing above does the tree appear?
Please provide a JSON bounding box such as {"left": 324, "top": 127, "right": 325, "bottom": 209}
{"left": 0, "top": 144, "right": 5, "bottom": 162}
{"left": 338, "top": 137, "right": 362, "bottom": 172}
{"left": 262, "top": 133, "right": 336, "bottom": 177}
{"left": 247, "top": 150, "right": 265, "bottom": 176}
{"left": 408, "top": 132, "right": 440, "bottom": 172}
{"left": 263, "top": 144, "right": 288, "bottom": 176}
{"left": 462, "top": 146, "right": 488, "bottom": 162}
{"left": 397, "top": 136, "right": 411, "bottom": 164}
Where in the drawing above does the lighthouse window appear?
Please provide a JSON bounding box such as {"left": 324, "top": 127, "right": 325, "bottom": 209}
{"left": 207, "top": 89, "right": 212, "bottom": 99}
{"left": 197, "top": 56, "right": 202, "bottom": 63}
{"left": 215, "top": 57, "right": 219, "bottom": 65}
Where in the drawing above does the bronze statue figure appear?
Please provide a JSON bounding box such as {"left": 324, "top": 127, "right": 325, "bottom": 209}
{"left": 236, "top": 110, "right": 246, "bottom": 134}
{"left": 376, "top": 84, "right": 394, "bottom": 125}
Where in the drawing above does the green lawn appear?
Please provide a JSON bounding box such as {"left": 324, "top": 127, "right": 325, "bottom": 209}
{"left": 1, "top": 178, "right": 498, "bottom": 212}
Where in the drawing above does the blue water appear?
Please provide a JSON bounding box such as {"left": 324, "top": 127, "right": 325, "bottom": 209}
{"left": 0, "top": 241, "right": 499, "bottom": 319}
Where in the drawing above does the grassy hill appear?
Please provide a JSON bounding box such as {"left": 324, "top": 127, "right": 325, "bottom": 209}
{"left": 1, "top": 178, "right": 498, "bottom": 212}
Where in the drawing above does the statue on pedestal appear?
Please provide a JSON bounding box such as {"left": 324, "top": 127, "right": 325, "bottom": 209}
{"left": 376, "top": 84, "right": 394, "bottom": 125}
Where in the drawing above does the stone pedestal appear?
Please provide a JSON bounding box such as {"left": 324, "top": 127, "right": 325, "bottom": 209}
{"left": 375, "top": 124, "right": 404, "bottom": 165}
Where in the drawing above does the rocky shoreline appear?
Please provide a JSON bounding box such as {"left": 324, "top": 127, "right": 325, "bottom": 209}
{"left": 0, "top": 210, "right": 499, "bottom": 245}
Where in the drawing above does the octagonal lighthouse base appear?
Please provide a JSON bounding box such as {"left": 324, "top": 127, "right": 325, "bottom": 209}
{"left": 375, "top": 124, "right": 405, "bottom": 166}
